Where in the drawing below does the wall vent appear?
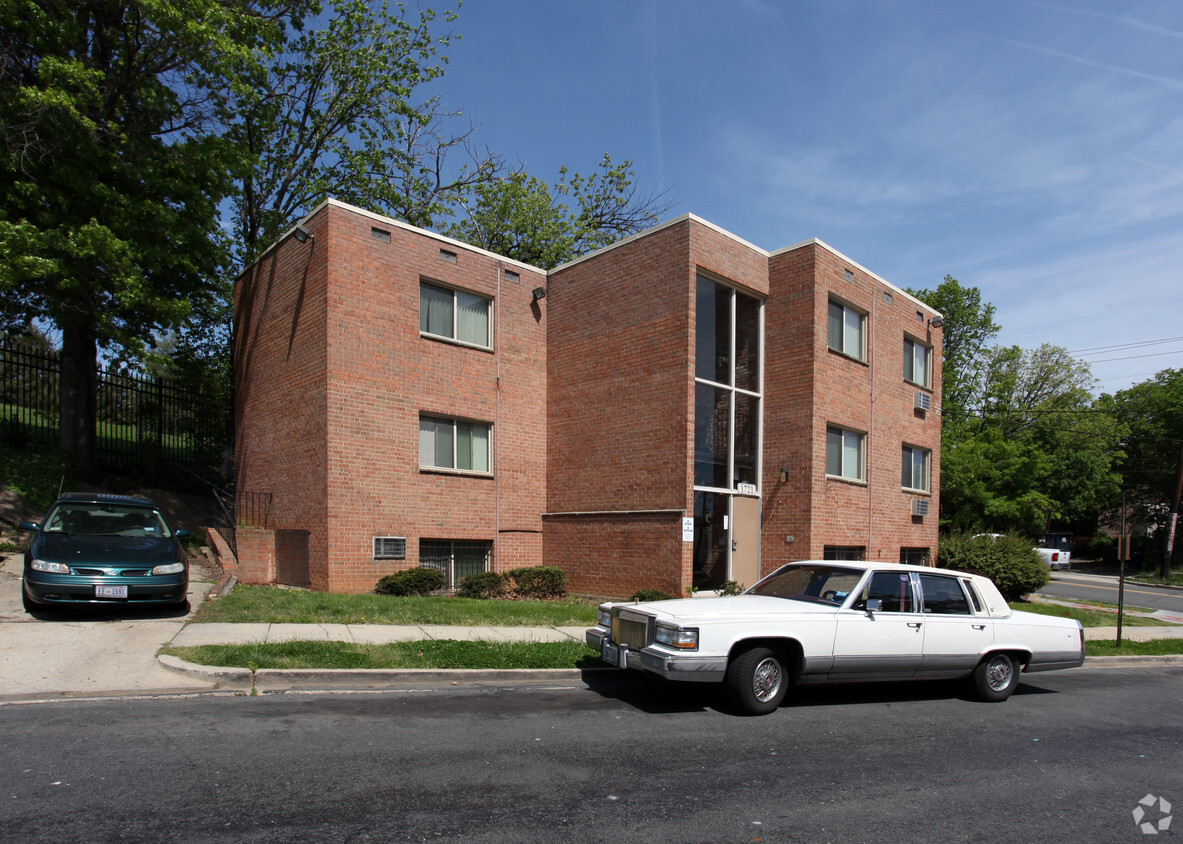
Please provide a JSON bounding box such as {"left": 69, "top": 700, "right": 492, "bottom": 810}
{"left": 914, "top": 391, "right": 932, "bottom": 412}
{"left": 911, "top": 499, "right": 930, "bottom": 517}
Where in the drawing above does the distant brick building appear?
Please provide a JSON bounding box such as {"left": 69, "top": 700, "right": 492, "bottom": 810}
{"left": 234, "top": 199, "right": 941, "bottom": 596}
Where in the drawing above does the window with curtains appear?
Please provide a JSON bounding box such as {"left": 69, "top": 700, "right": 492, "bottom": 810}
{"left": 419, "top": 281, "right": 492, "bottom": 349}
{"left": 827, "top": 299, "right": 866, "bottom": 361}
{"left": 904, "top": 337, "right": 931, "bottom": 388}
{"left": 825, "top": 425, "right": 866, "bottom": 481}
{"left": 419, "top": 415, "right": 492, "bottom": 474}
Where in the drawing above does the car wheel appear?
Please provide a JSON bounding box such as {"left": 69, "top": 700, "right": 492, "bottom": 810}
{"left": 972, "top": 652, "right": 1018, "bottom": 702}
{"left": 725, "top": 646, "right": 787, "bottom": 715}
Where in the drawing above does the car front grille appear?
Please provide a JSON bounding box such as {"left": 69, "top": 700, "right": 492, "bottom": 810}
{"left": 611, "top": 613, "right": 651, "bottom": 650}
{"left": 73, "top": 568, "right": 151, "bottom": 577}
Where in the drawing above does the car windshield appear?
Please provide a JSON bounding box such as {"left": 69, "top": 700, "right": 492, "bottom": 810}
{"left": 43, "top": 503, "right": 171, "bottom": 538}
{"left": 747, "top": 564, "right": 865, "bottom": 605}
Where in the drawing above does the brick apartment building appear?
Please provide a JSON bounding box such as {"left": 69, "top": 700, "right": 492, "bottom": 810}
{"left": 233, "top": 198, "right": 942, "bottom": 596}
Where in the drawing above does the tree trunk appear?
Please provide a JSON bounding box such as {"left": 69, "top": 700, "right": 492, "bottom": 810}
{"left": 59, "top": 319, "right": 98, "bottom": 479}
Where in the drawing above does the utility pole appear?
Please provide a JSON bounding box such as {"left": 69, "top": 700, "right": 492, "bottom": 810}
{"left": 1163, "top": 438, "right": 1183, "bottom": 579}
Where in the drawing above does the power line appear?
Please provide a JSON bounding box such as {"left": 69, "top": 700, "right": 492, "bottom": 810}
{"left": 1069, "top": 336, "right": 1183, "bottom": 355}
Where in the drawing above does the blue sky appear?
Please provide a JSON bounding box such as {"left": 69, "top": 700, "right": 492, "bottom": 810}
{"left": 429, "top": 0, "right": 1183, "bottom": 394}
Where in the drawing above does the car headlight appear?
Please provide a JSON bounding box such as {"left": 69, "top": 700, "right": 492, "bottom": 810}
{"left": 30, "top": 559, "right": 71, "bottom": 574}
{"left": 597, "top": 607, "right": 613, "bottom": 628}
{"left": 655, "top": 623, "right": 698, "bottom": 650}
{"left": 151, "top": 562, "right": 186, "bottom": 575}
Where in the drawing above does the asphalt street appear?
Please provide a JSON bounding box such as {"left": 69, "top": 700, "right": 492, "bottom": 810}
{"left": 2, "top": 665, "right": 1181, "bottom": 842}
{"left": 1039, "top": 570, "right": 1183, "bottom": 617}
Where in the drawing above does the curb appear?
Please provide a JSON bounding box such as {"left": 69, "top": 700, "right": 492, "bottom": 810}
{"left": 157, "top": 654, "right": 587, "bottom": 693}
{"left": 1080, "top": 654, "right": 1183, "bottom": 668}
{"left": 158, "top": 653, "right": 1183, "bottom": 694}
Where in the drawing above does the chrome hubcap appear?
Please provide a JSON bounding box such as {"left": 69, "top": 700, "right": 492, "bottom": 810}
{"left": 985, "top": 656, "right": 1013, "bottom": 691}
{"left": 752, "top": 657, "right": 782, "bottom": 702}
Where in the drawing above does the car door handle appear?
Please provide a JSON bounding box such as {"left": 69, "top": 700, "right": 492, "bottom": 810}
{"left": 972, "top": 624, "right": 987, "bottom": 630}
{"left": 907, "top": 622, "right": 922, "bottom": 629}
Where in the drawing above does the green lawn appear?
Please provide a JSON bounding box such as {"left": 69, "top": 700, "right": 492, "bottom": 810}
{"left": 1085, "top": 639, "right": 1183, "bottom": 656}
{"left": 192, "top": 584, "right": 601, "bottom": 627}
{"left": 1017, "top": 599, "right": 1167, "bottom": 627}
{"left": 162, "top": 639, "right": 602, "bottom": 670}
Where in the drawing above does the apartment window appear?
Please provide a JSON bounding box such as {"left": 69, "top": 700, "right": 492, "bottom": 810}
{"left": 419, "top": 416, "right": 491, "bottom": 473}
{"left": 902, "top": 445, "right": 931, "bottom": 492}
{"left": 823, "top": 545, "right": 865, "bottom": 561}
{"left": 420, "top": 281, "right": 492, "bottom": 349}
{"left": 827, "top": 299, "right": 865, "bottom": 360}
{"left": 420, "top": 539, "right": 491, "bottom": 586}
{"left": 904, "top": 338, "right": 931, "bottom": 388}
{"left": 826, "top": 426, "right": 865, "bottom": 481}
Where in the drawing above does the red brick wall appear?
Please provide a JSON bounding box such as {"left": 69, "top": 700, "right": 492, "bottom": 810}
{"left": 234, "top": 215, "right": 330, "bottom": 585}
{"left": 236, "top": 201, "right": 547, "bottom": 592}
{"left": 770, "top": 242, "right": 941, "bottom": 565}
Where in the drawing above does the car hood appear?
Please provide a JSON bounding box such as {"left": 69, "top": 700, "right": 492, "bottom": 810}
{"left": 31, "top": 534, "right": 181, "bottom": 567}
{"left": 622, "top": 595, "right": 837, "bottom": 621}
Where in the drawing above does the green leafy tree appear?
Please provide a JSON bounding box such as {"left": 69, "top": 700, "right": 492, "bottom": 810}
{"left": 0, "top": 0, "right": 304, "bottom": 476}
{"left": 445, "top": 154, "right": 671, "bottom": 269}
{"left": 230, "top": 0, "right": 503, "bottom": 262}
{"left": 1104, "top": 369, "right": 1183, "bottom": 572}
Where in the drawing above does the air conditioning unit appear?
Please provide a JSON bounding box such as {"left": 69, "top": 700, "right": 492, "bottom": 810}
{"left": 911, "top": 499, "right": 930, "bottom": 517}
{"left": 914, "top": 391, "right": 932, "bottom": 412}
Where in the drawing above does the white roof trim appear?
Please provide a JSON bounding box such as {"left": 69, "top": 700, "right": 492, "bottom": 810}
{"left": 317, "top": 199, "right": 544, "bottom": 274}
{"left": 548, "top": 213, "right": 940, "bottom": 317}
{"left": 250, "top": 200, "right": 941, "bottom": 318}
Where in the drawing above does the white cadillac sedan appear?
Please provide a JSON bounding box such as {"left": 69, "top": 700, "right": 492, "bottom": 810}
{"left": 586, "top": 561, "right": 1085, "bottom": 715}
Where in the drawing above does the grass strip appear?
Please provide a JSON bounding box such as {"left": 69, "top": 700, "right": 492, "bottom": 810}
{"left": 192, "top": 585, "right": 600, "bottom": 627}
{"left": 161, "top": 639, "right": 604, "bottom": 670}
{"left": 1016, "top": 600, "right": 1169, "bottom": 628}
{"left": 1086, "top": 639, "right": 1183, "bottom": 656}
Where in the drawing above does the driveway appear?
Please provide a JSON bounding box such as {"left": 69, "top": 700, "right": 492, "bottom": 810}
{"left": 0, "top": 551, "right": 221, "bottom": 700}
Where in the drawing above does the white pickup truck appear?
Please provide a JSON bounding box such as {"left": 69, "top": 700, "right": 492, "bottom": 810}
{"left": 588, "top": 561, "right": 1085, "bottom": 714}
{"left": 1035, "top": 544, "right": 1071, "bottom": 571}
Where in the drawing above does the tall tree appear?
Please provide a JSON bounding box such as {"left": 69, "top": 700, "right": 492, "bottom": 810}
{"left": 445, "top": 154, "right": 672, "bottom": 269}
{"left": 0, "top": 0, "right": 304, "bottom": 476}
{"left": 942, "top": 343, "right": 1122, "bottom": 535}
{"left": 230, "top": 0, "right": 503, "bottom": 263}
{"left": 1105, "top": 369, "right": 1183, "bottom": 573}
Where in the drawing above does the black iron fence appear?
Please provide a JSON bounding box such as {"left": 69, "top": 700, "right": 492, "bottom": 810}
{"left": 0, "top": 341, "right": 229, "bottom": 478}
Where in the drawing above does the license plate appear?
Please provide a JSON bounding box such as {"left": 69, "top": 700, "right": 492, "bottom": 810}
{"left": 96, "top": 585, "right": 128, "bottom": 599}
{"left": 601, "top": 639, "right": 620, "bottom": 666}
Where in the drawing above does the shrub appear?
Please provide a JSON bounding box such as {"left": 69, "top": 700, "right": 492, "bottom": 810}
{"left": 374, "top": 567, "right": 448, "bottom": 596}
{"left": 457, "top": 571, "right": 507, "bottom": 599}
{"left": 719, "top": 580, "right": 745, "bottom": 596}
{"left": 631, "top": 588, "right": 677, "bottom": 602}
{"left": 938, "top": 532, "right": 1049, "bottom": 601}
{"left": 506, "top": 565, "right": 568, "bottom": 600}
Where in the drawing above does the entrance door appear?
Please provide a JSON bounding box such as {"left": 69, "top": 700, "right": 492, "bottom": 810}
{"left": 731, "top": 495, "right": 760, "bottom": 590}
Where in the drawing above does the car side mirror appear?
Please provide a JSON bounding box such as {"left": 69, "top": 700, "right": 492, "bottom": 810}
{"left": 19, "top": 521, "right": 38, "bottom": 531}
{"left": 175, "top": 529, "right": 191, "bottom": 539}
{"left": 864, "top": 598, "right": 882, "bottom": 618}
